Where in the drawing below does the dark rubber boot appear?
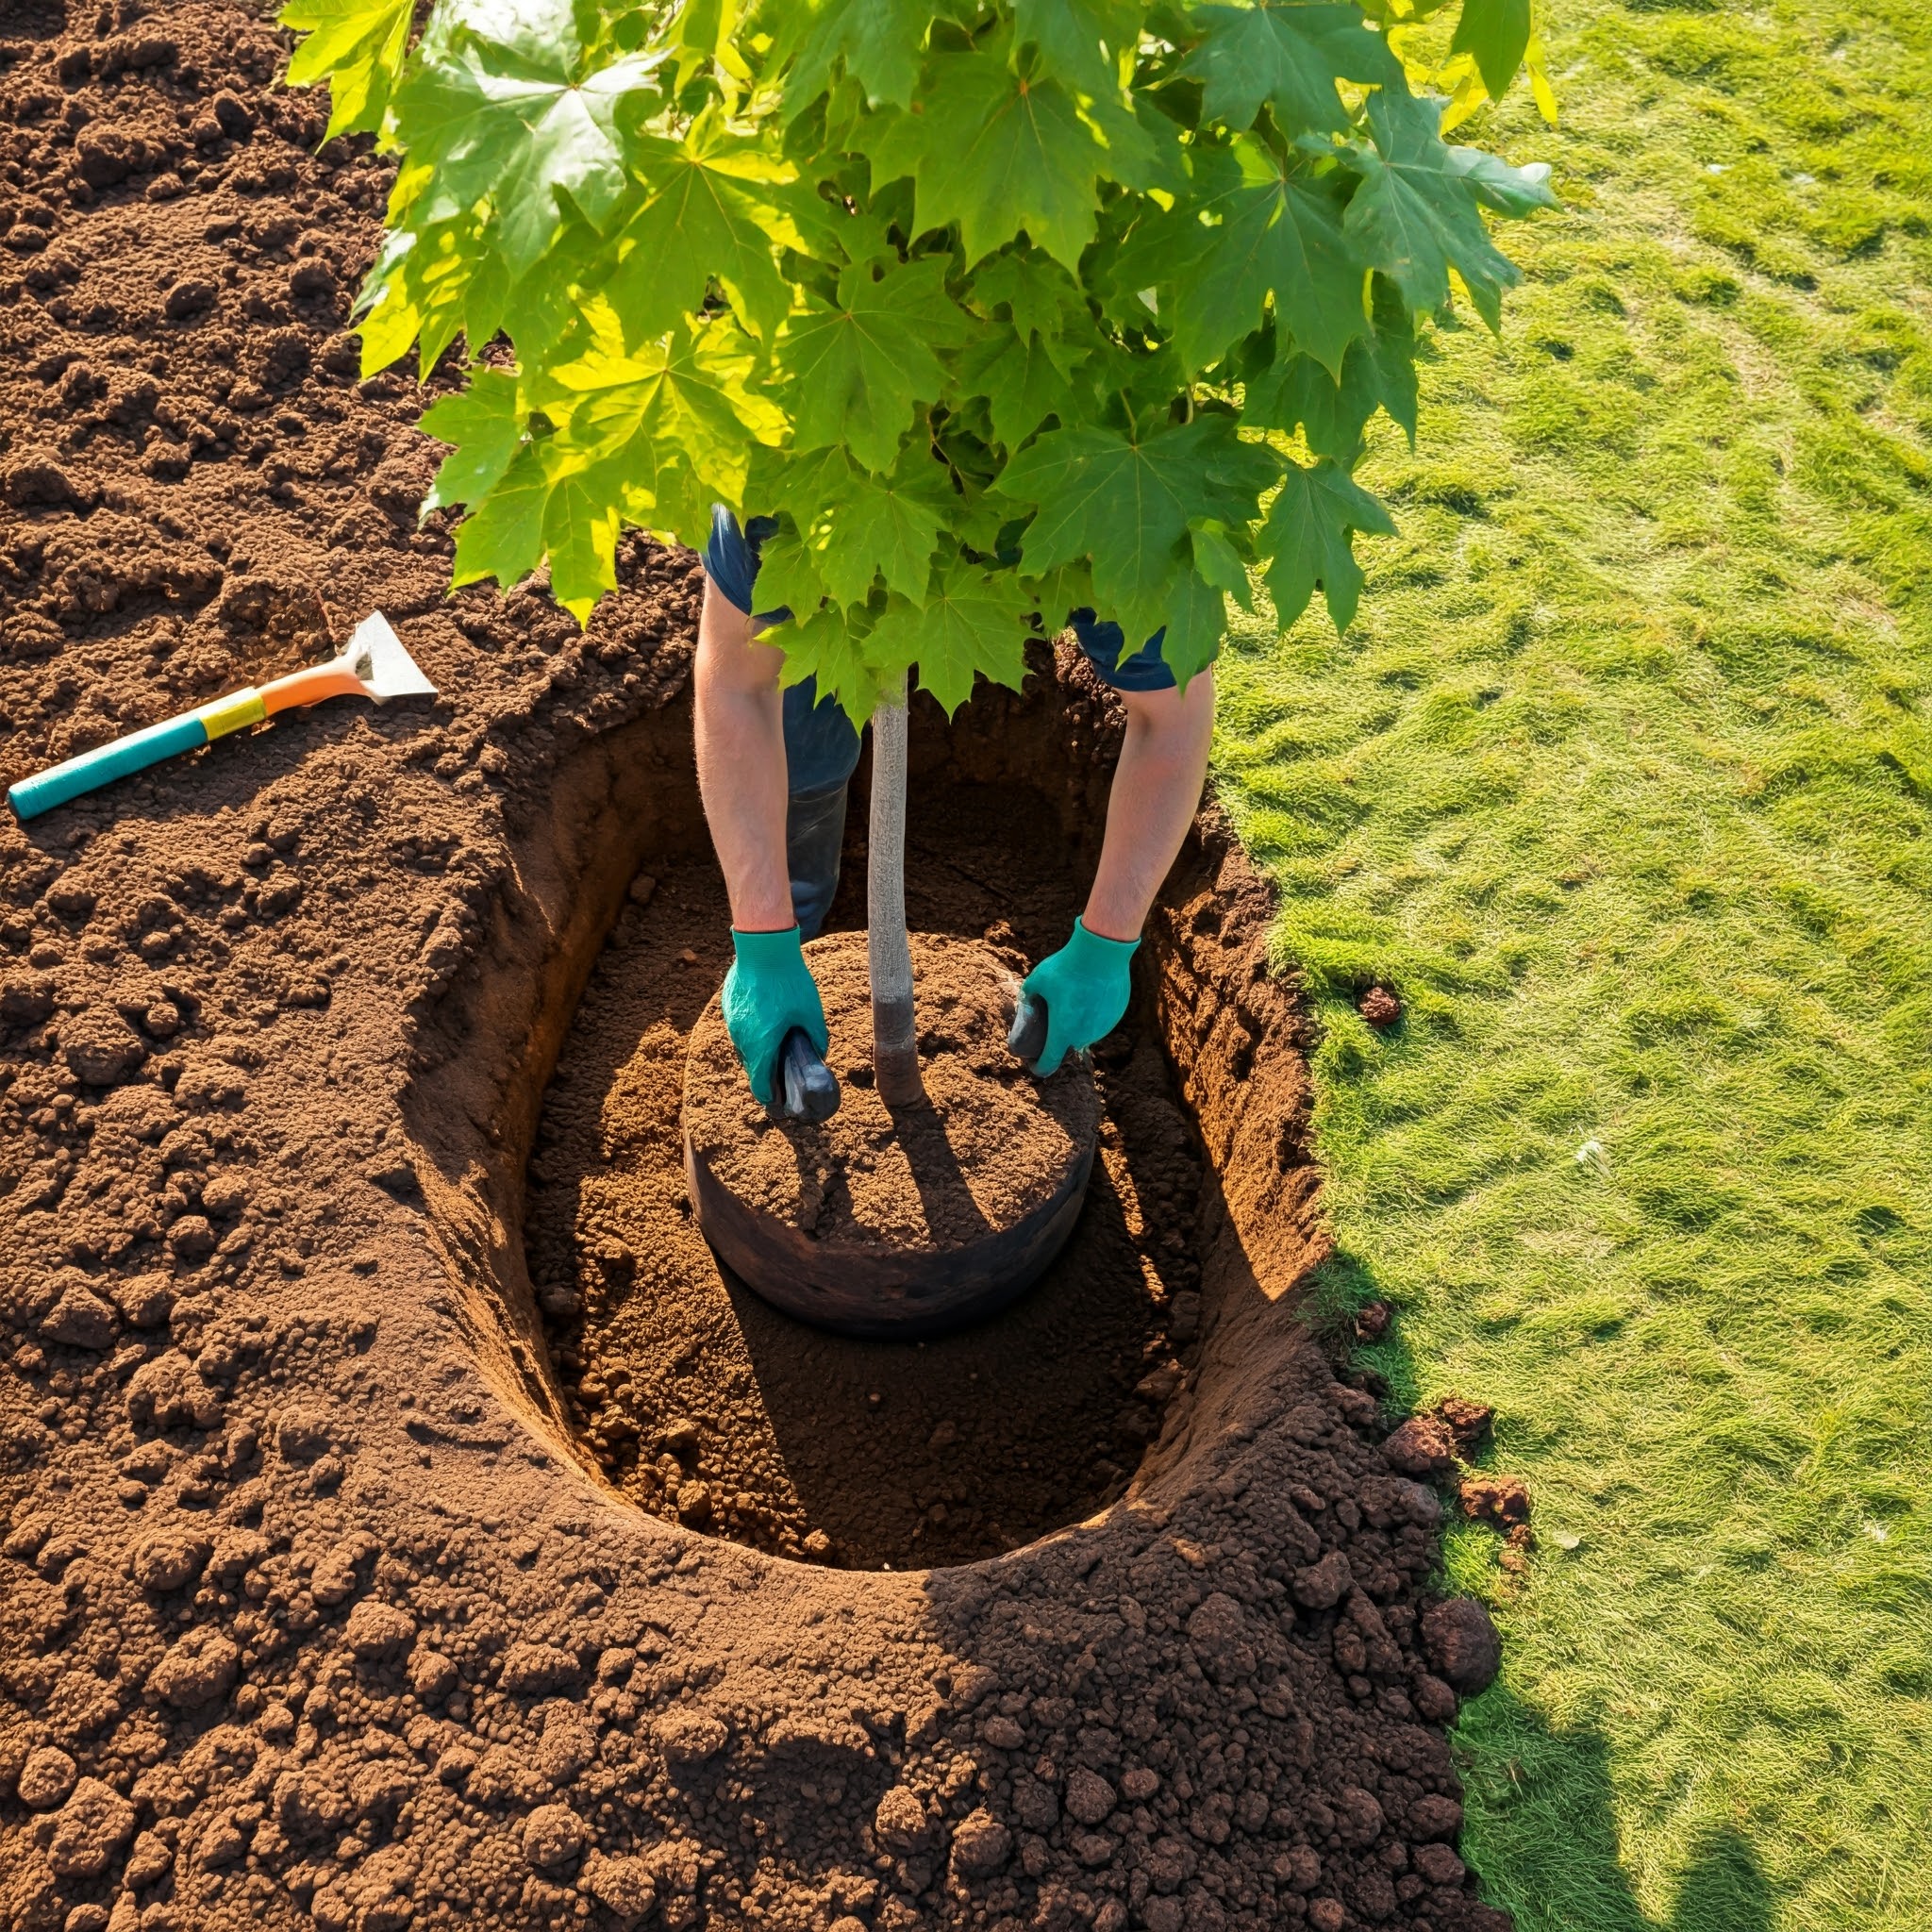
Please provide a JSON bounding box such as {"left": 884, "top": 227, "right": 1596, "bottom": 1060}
{"left": 787, "top": 778, "right": 848, "bottom": 941}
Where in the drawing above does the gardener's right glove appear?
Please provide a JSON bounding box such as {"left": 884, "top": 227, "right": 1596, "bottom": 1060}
{"left": 723, "top": 926, "right": 829, "bottom": 1108}
{"left": 1012, "top": 918, "right": 1140, "bottom": 1076}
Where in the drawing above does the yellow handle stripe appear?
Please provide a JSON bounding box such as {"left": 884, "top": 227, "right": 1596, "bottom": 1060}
{"left": 195, "top": 688, "right": 266, "bottom": 741}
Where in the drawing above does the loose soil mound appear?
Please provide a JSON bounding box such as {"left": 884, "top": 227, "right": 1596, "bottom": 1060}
{"left": 685, "top": 931, "right": 1096, "bottom": 1255}
{"left": 0, "top": 6, "right": 1511, "bottom": 1929}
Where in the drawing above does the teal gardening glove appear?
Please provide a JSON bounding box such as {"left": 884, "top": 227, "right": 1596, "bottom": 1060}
{"left": 1014, "top": 918, "right": 1140, "bottom": 1075}
{"left": 722, "top": 927, "right": 829, "bottom": 1108}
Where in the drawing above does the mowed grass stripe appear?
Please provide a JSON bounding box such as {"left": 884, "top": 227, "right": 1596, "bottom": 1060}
{"left": 1212, "top": 1, "right": 1932, "bottom": 1925}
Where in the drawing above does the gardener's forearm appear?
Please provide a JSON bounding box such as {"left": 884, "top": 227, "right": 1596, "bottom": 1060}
{"left": 694, "top": 583, "right": 794, "bottom": 932}
{"left": 1083, "top": 671, "right": 1215, "bottom": 941}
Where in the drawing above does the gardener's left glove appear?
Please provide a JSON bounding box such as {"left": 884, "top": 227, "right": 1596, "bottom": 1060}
{"left": 723, "top": 926, "right": 829, "bottom": 1108}
{"left": 1012, "top": 918, "right": 1139, "bottom": 1076}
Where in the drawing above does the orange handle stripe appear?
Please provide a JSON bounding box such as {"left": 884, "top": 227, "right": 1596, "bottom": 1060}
{"left": 259, "top": 664, "right": 365, "bottom": 715}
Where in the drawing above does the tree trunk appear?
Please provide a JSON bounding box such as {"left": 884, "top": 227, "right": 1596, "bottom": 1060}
{"left": 867, "top": 671, "right": 927, "bottom": 1110}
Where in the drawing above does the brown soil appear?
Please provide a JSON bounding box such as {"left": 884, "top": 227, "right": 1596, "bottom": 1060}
{"left": 0, "top": 7, "right": 1513, "bottom": 1931}
{"left": 685, "top": 931, "right": 1097, "bottom": 1252}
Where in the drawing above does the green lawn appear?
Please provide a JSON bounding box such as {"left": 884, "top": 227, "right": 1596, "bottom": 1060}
{"left": 1210, "top": 3, "right": 1932, "bottom": 1925}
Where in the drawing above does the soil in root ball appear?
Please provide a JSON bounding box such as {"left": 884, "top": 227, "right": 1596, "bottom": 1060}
{"left": 524, "top": 779, "right": 1205, "bottom": 1572}
{"left": 683, "top": 929, "right": 1098, "bottom": 1249}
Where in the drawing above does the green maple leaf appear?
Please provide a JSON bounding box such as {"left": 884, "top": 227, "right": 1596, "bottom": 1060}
{"left": 1158, "top": 568, "right": 1232, "bottom": 689}
{"left": 782, "top": 0, "right": 930, "bottom": 113}
{"left": 602, "top": 432, "right": 709, "bottom": 548}
{"left": 1160, "top": 138, "right": 1369, "bottom": 375}
{"left": 392, "top": 44, "right": 661, "bottom": 276}
{"left": 868, "top": 563, "right": 1035, "bottom": 714}
{"left": 543, "top": 462, "right": 624, "bottom": 620}
{"left": 1242, "top": 299, "right": 1417, "bottom": 457}
{"left": 1449, "top": 0, "right": 1531, "bottom": 100}
{"left": 748, "top": 526, "right": 829, "bottom": 621}
{"left": 281, "top": 0, "right": 413, "bottom": 138}
{"left": 815, "top": 458, "right": 957, "bottom": 607}
{"left": 430, "top": 0, "right": 593, "bottom": 76}
{"left": 1011, "top": 0, "right": 1144, "bottom": 95}
{"left": 1179, "top": 1, "right": 1403, "bottom": 136}
{"left": 420, "top": 366, "right": 527, "bottom": 511}
{"left": 1352, "top": 290, "right": 1421, "bottom": 442}
{"left": 1447, "top": 143, "right": 1559, "bottom": 218}
{"left": 779, "top": 258, "right": 966, "bottom": 472}
{"left": 608, "top": 110, "right": 802, "bottom": 343}
{"left": 1344, "top": 90, "right": 1522, "bottom": 326}
{"left": 451, "top": 441, "right": 551, "bottom": 591}
{"left": 1189, "top": 519, "right": 1256, "bottom": 608}
{"left": 1001, "top": 414, "right": 1281, "bottom": 641}
{"left": 871, "top": 43, "right": 1144, "bottom": 270}
{"left": 777, "top": 605, "right": 891, "bottom": 724}
{"left": 544, "top": 301, "right": 785, "bottom": 505}
{"left": 752, "top": 446, "right": 955, "bottom": 609}
{"left": 456, "top": 211, "right": 602, "bottom": 364}
{"left": 1258, "top": 457, "right": 1395, "bottom": 630}
{"left": 970, "top": 252, "right": 1085, "bottom": 346}
{"left": 959, "top": 325, "right": 1083, "bottom": 448}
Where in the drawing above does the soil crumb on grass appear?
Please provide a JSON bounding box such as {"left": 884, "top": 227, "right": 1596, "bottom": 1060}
{"left": 684, "top": 929, "right": 1097, "bottom": 1248}
{"left": 525, "top": 798, "right": 1201, "bottom": 1573}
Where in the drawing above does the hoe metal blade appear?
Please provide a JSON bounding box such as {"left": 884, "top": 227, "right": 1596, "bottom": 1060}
{"left": 337, "top": 612, "right": 437, "bottom": 703}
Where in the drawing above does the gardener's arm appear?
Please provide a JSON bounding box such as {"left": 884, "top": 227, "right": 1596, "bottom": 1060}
{"left": 694, "top": 581, "right": 830, "bottom": 1106}
{"left": 693, "top": 580, "right": 792, "bottom": 933}
{"left": 1085, "top": 670, "right": 1216, "bottom": 941}
{"left": 1019, "top": 670, "right": 1215, "bottom": 1074}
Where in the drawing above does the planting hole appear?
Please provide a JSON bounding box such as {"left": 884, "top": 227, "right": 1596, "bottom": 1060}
{"left": 525, "top": 767, "right": 1205, "bottom": 1571}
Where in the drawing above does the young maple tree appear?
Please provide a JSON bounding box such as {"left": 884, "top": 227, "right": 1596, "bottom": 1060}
{"left": 285, "top": 0, "right": 1555, "bottom": 717}
{"left": 284, "top": 0, "right": 1556, "bottom": 1107}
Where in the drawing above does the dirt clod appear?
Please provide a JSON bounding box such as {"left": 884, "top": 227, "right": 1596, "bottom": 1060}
{"left": 63, "top": 1004, "right": 148, "bottom": 1085}
{"left": 581, "top": 1848, "right": 657, "bottom": 1923}
{"left": 39, "top": 1281, "right": 119, "bottom": 1349}
{"left": 874, "top": 1785, "right": 929, "bottom": 1851}
{"left": 950, "top": 1807, "right": 1013, "bottom": 1878}
{"left": 147, "top": 1626, "right": 240, "bottom": 1707}
{"left": 1460, "top": 1472, "right": 1532, "bottom": 1529}
{"left": 131, "top": 1528, "right": 211, "bottom": 1592}
{"left": 16, "top": 1745, "right": 77, "bottom": 1809}
{"left": 1422, "top": 1597, "right": 1505, "bottom": 1694}
{"left": 1381, "top": 1412, "right": 1460, "bottom": 1478}
{"left": 1431, "top": 1393, "right": 1497, "bottom": 1457}
{"left": 1065, "top": 1765, "right": 1117, "bottom": 1825}
{"left": 1293, "top": 1549, "right": 1355, "bottom": 1608}
{"left": 1359, "top": 986, "right": 1402, "bottom": 1027}
{"left": 344, "top": 1598, "right": 416, "bottom": 1660}
{"left": 45, "top": 1776, "right": 139, "bottom": 1878}
{"left": 522, "top": 1802, "right": 588, "bottom": 1871}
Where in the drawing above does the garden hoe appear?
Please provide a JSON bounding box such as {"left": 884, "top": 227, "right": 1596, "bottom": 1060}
{"left": 7, "top": 613, "right": 436, "bottom": 821}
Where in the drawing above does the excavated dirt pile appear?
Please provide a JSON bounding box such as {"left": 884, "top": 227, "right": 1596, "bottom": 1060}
{"left": 0, "top": 3, "right": 1512, "bottom": 1929}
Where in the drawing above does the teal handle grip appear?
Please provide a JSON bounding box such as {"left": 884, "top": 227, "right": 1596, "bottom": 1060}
{"left": 8, "top": 712, "right": 209, "bottom": 821}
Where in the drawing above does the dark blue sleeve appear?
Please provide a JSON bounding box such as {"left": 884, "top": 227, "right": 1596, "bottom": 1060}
{"left": 1068, "top": 609, "right": 1191, "bottom": 692}
{"left": 702, "top": 506, "right": 790, "bottom": 626}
